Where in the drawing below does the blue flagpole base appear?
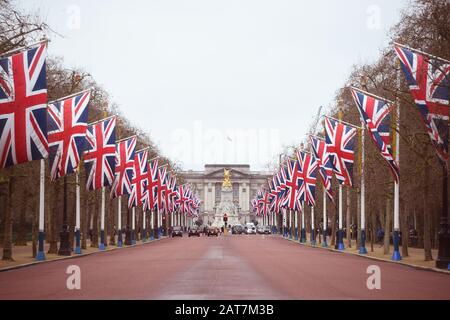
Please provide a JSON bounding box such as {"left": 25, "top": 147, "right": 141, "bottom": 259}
{"left": 36, "top": 231, "right": 46, "bottom": 261}
{"left": 392, "top": 250, "right": 402, "bottom": 261}
{"left": 117, "top": 241, "right": 123, "bottom": 247}
{"left": 36, "top": 251, "right": 46, "bottom": 261}
{"left": 448, "top": 263, "right": 450, "bottom": 271}
{"left": 311, "top": 240, "right": 316, "bottom": 246}
{"left": 322, "top": 241, "right": 328, "bottom": 247}
{"left": 99, "top": 243, "right": 106, "bottom": 251}
{"left": 142, "top": 237, "right": 146, "bottom": 243}
{"left": 294, "top": 228, "right": 298, "bottom": 240}
{"left": 131, "top": 240, "right": 136, "bottom": 245}
{"left": 74, "top": 246, "right": 82, "bottom": 254}
{"left": 99, "top": 230, "right": 106, "bottom": 250}
{"left": 359, "top": 246, "right": 368, "bottom": 254}
{"left": 301, "top": 229, "right": 306, "bottom": 243}
{"left": 392, "top": 230, "right": 401, "bottom": 261}
{"left": 337, "top": 229, "right": 345, "bottom": 250}
{"left": 338, "top": 243, "right": 345, "bottom": 251}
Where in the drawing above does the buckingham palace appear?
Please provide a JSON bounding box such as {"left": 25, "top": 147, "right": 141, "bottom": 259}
{"left": 180, "top": 164, "right": 272, "bottom": 226}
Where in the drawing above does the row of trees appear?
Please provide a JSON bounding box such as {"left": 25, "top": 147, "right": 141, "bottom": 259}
{"left": 0, "top": 0, "right": 182, "bottom": 261}
{"left": 271, "top": 0, "right": 449, "bottom": 261}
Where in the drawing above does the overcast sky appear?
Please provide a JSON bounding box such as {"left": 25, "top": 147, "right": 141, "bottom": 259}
{"left": 21, "top": 0, "right": 406, "bottom": 171}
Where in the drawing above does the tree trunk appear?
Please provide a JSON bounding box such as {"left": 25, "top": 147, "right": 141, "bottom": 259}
{"left": 423, "top": 165, "right": 433, "bottom": 261}
{"left": 330, "top": 204, "right": 336, "bottom": 246}
{"left": 15, "top": 186, "right": 28, "bottom": 246}
{"left": 2, "top": 171, "right": 14, "bottom": 261}
{"left": 346, "top": 187, "right": 351, "bottom": 248}
{"left": 401, "top": 202, "right": 409, "bottom": 257}
{"left": 108, "top": 196, "right": 115, "bottom": 245}
{"left": 91, "top": 190, "right": 99, "bottom": 248}
{"left": 383, "top": 197, "right": 391, "bottom": 255}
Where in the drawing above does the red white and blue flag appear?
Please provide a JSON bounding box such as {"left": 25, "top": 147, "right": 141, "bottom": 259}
{"left": 394, "top": 44, "right": 449, "bottom": 165}
{"left": 309, "top": 136, "right": 334, "bottom": 202}
{"left": 351, "top": 87, "right": 400, "bottom": 182}
{"left": 128, "top": 148, "right": 148, "bottom": 208}
{"left": 84, "top": 117, "right": 116, "bottom": 190}
{"left": 111, "top": 136, "right": 136, "bottom": 199}
{"left": 0, "top": 43, "right": 48, "bottom": 168}
{"left": 144, "top": 158, "right": 159, "bottom": 212}
{"left": 282, "top": 159, "right": 302, "bottom": 211}
{"left": 47, "top": 91, "right": 90, "bottom": 180}
{"left": 296, "top": 150, "right": 318, "bottom": 207}
{"left": 325, "top": 117, "right": 357, "bottom": 187}
{"left": 156, "top": 166, "right": 167, "bottom": 212}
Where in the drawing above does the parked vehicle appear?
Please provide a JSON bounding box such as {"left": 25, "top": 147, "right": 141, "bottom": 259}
{"left": 245, "top": 223, "right": 256, "bottom": 235}
{"left": 232, "top": 225, "right": 244, "bottom": 234}
{"left": 256, "top": 226, "right": 264, "bottom": 234}
{"left": 188, "top": 227, "right": 201, "bottom": 237}
{"left": 171, "top": 226, "right": 183, "bottom": 237}
{"left": 263, "top": 225, "right": 271, "bottom": 234}
{"left": 207, "top": 226, "right": 219, "bottom": 237}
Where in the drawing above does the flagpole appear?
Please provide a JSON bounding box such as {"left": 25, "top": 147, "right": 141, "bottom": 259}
{"left": 322, "top": 187, "right": 328, "bottom": 247}
{"left": 301, "top": 204, "right": 306, "bottom": 243}
{"left": 359, "top": 124, "right": 368, "bottom": 254}
{"left": 150, "top": 209, "right": 154, "bottom": 240}
{"left": 311, "top": 206, "right": 316, "bottom": 246}
{"left": 0, "top": 39, "right": 49, "bottom": 58}
{"left": 47, "top": 88, "right": 92, "bottom": 105}
{"left": 117, "top": 196, "right": 123, "bottom": 247}
{"left": 337, "top": 106, "right": 345, "bottom": 251}
{"left": 131, "top": 207, "right": 136, "bottom": 245}
{"left": 74, "top": 172, "right": 82, "bottom": 254}
{"left": 392, "top": 58, "right": 402, "bottom": 261}
{"left": 142, "top": 208, "right": 147, "bottom": 243}
{"left": 36, "top": 159, "right": 46, "bottom": 261}
{"left": 99, "top": 187, "right": 106, "bottom": 250}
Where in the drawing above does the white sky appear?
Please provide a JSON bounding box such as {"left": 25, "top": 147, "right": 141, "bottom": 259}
{"left": 21, "top": 0, "right": 406, "bottom": 170}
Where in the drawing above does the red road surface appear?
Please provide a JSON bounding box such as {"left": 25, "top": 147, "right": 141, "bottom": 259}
{"left": 0, "top": 235, "right": 449, "bottom": 300}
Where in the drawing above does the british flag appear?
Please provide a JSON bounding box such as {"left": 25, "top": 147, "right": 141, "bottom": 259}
{"left": 325, "top": 117, "right": 357, "bottom": 186}
{"left": 144, "top": 158, "right": 158, "bottom": 212}
{"left": 0, "top": 44, "right": 48, "bottom": 168}
{"left": 251, "top": 198, "right": 258, "bottom": 214}
{"left": 176, "top": 184, "right": 189, "bottom": 214}
{"left": 296, "top": 150, "right": 318, "bottom": 207}
{"left": 394, "top": 45, "right": 449, "bottom": 165}
{"left": 47, "top": 91, "right": 90, "bottom": 181}
{"left": 128, "top": 149, "right": 148, "bottom": 208}
{"left": 156, "top": 166, "right": 168, "bottom": 212}
{"left": 84, "top": 117, "right": 116, "bottom": 191}
{"left": 278, "top": 165, "right": 289, "bottom": 209}
{"left": 260, "top": 190, "right": 271, "bottom": 216}
{"left": 351, "top": 87, "right": 400, "bottom": 182}
{"left": 309, "top": 136, "right": 334, "bottom": 201}
{"left": 268, "top": 178, "right": 278, "bottom": 213}
{"left": 111, "top": 136, "right": 136, "bottom": 199}
{"left": 282, "top": 159, "right": 302, "bottom": 211}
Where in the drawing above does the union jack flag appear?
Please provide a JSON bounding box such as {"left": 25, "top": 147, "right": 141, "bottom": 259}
{"left": 0, "top": 44, "right": 48, "bottom": 168}
{"left": 128, "top": 149, "right": 148, "bottom": 208}
{"left": 394, "top": 45, "right": 449, "bottom": 165}
{"left": 251, "top": 198, "right": 258, "bottom": 214}
{"left": 176, "top": 184, "right": 189, "bottom": 214}
{"left": 296, "top": 150, "right": 318, "bottom": 207}
{"left": 278, "top": 166, "right": 289, "bottom": 209}
{"left": 111, "top": 136, "right": 136, "bottom": 199}
{"left": 84, "top": 117, "right": 116, "bottom": 190}
{"left": 47, "top": 91, "right": 90, "bottom": 180}
{"left": 309, "top": 136, "right": 334, "bottom": 202}
{"left": 351, "top": 87, "right": 400, "bottom": 182}
{"left": 156, "top": 166, "right": 167, "bottom": 212}
{"left": 144, "top": 158, "right": 158, "bottom": 211}
{"left": 325, "top": 117, "right": 356, "bottom": 186}
{"left": 268, "top": 178, "right": 278, "bottom": 212}
{"left": 282, "top": 159, "right": 302, "bottom": 211}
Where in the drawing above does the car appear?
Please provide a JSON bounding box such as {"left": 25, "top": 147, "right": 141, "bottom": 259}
{"left": 245, "top": 223, "right": 256, "bottom": 235}
{"left": 188, "top": 227, "right": 201, "bottom": 237}
{"left": 171, "top": 226, "right": 183, "bottom": 237}
{"left": 232, "top": 225, "right": 244, "bottom": 234}
{"left": 263, "top": 225, "right": 271, "bottom": 234}
{"left": 207, "top": 226, "right": 219, "bottom": 237}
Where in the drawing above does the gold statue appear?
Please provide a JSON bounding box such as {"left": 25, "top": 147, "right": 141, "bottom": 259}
{"left": 222, "top": 168, "right": 232, "bottom": 188}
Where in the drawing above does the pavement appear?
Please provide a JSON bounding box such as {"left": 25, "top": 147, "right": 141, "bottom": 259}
{"left": 0, "top": 234, "right": 449, "bottom": 300}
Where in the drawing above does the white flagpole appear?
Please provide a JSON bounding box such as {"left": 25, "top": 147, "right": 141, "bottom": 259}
{"left": 36, "top": 159, "right": 46, "bottom": 261}
{"left": 150, "top": 210, "right": 154, "bottom": 240}
{"left": 99, "top": 187, "right": 106, "bottom": 250}
{"left": 132, "top": 206, "right": 136, "bottom": 244}
{"left": 117, "top": 196, "right": 122, "bottom": 247}
{"left": 311, "top": 206, "right": 316, "bottom": 245}
{"left": 282, "top": 208, "right": 286, "bottom": 236}
{"left": 301, "top": 203, "right": 305, "bottom": 242}
{"left": 338, "top": 184, "right": 344, "bottom": 250}
{"left": 322, "top": 187, "right": 327, "bottom": 247}
{"left": 142, "top": 208, "right": 146, "bottom": 242}
{"left": 360, "top": 124, "right": 367, "bottom": 254}
{"left": 392, "top": 58, "right": 402, "bottom": 261}
{"left": 74, "top": 172, "right": 81, "bottom": 254}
